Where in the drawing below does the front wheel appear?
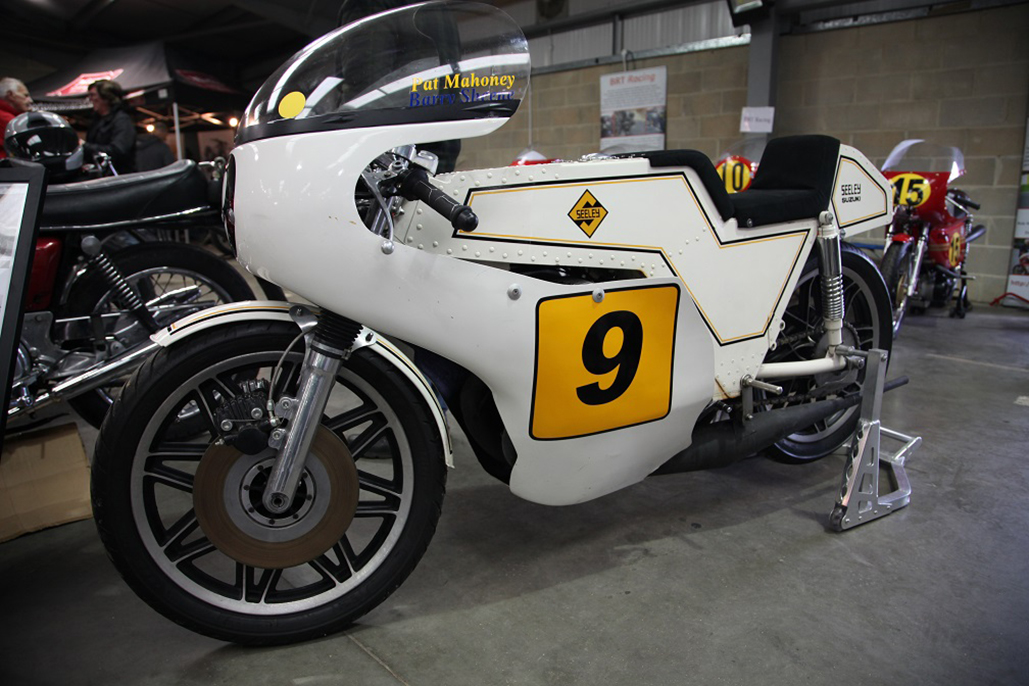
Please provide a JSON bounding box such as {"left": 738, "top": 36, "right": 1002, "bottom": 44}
{"left": 91, "top": 321, "right": 446, "bottom": 645}
{"left": 880, "top": 241, "right": 916, "bottom": 337}
{"left": 763, "top": 244, "right": 893, "bottom": 463}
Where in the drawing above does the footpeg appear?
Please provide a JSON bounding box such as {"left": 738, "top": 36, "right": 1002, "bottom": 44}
{"left": 829, "top": 348, "right": 921, "bottom": 531}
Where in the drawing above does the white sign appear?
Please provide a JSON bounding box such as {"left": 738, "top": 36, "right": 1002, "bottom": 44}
{"left": 740, "top": 106, "right": 775, "bottom": 133}
{"left": 0, "top": 183, "right": 29, "bottom": 318}
{"left": 1003, "top": 120, "right": 1029, "bottom": 308}
{"left": 599, "top": 66, "right": 667, "bottom": 153}
{"left": 1022, "top": 119, "right": 1029, "bottom": 172}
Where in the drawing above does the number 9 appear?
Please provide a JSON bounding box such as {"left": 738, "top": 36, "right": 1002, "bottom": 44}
{"left": 576, "top": 311, "right": 644, "bottom": 406}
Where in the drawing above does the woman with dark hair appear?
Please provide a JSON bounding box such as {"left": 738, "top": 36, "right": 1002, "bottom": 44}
{"left": 84, "top": 79, "right": 136, "bottom": 173}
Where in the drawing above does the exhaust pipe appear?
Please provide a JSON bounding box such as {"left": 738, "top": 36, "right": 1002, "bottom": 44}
{"left": 8, "top": 340, "right": 160, "bottom": 421}
{"left": 653, "top": 377, "right": 908, "bottom": 476}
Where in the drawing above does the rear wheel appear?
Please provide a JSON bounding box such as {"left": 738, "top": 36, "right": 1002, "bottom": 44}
{"left": 90, "top": 321, "right": 446, "bottom": 644}
{"left": 764, "top": 244, "right": 892, "bottom": 463}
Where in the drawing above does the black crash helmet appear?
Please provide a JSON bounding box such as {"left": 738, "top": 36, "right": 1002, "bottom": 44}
{"left": 4, "top": 110, "right": 81, "bottom": 171}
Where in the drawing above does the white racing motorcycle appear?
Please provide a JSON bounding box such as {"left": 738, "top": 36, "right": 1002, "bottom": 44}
{"left": 90, "top": 1, "right": 919, "bottom": 645}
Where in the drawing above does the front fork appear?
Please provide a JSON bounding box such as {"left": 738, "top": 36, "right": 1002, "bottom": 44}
{"left": 261, "top": 310, "right": 364, "bottom": 514}
{"left": 903, "top": 232, "right": 928, "bottom": 305}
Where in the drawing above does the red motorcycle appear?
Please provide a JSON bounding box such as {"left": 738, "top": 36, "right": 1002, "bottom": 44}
{"left": 880, "top": 140, "right": 985, "bottom": 334}
{"left": 2, "top": 110, "right": 267, "bottom": 432}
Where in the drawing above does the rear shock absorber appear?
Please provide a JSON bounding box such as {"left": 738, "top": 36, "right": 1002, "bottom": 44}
{"left": 80, "top": 236, "right": 159, "bottom": 334}
{"left": 815, "top": 212, "right": 845, "bottom": 352}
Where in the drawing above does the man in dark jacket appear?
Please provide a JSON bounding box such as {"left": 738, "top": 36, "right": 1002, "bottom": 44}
{"left": 136, "top": 121, "right": 175, "bottom": 171}
{"left": 84, "top": 79, "right": 136, "bottom": 173}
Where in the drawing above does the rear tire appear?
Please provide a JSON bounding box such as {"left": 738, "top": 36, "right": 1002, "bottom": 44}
{"left": 764, "top": 244, "right": 892, "bottom": 463}
{"left": 91, "top": 321, "right": 446, "bottom": 645}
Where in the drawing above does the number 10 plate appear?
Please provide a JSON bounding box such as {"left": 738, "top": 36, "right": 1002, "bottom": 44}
{"left": 530, "top": 284, "right": 680, "bottom": 440}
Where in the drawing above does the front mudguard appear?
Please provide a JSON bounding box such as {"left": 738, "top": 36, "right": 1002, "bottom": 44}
{"left": 152, "top": 300, "right": 453, "bottom": 465}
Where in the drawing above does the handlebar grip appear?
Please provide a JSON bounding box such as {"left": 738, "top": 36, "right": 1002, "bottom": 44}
{"left": 948, "top": 189, "right": 981, "bottom": 211}
{"left": 399, "top": 168, "right": 478, "bottom": 232}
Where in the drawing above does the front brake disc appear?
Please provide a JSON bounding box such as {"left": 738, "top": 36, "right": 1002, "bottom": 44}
{"left": 193, "top": 426, "right": 359, "bottom": 569}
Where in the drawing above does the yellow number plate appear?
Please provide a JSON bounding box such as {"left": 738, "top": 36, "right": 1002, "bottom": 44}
{"left": 716, "top": 157, "right": 754, "bottom": 194}
{"left": 531, "top": 284, "right": 680, "bottom": 440}
{"left": 890, "top": 172, "right": 931, "bottom": 207}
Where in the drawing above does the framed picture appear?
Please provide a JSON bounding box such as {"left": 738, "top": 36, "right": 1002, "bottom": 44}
{"left": 0, "top": 165, "right": 47, "bottom": 448}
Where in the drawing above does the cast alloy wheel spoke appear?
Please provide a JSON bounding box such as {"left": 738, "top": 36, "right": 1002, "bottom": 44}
{"left": 346, "top": 421, "right": 390, "bottom": 459}
{"left": 307, "top": 556, "right": 348, "bottom": 585}
{"left": 357, "top": 471, "right": 401, "bottom": 503}
{"left": 325, "top": 402, "right": 380, "bottom": 435}
{"left": 161, "top": 510, "right": 216, "bottom": 563}
{"left": 242, "top": 566, "right": 282, "bottom": 603}
{"left": 144, "top": 462, "right": 195, "bottom": 492}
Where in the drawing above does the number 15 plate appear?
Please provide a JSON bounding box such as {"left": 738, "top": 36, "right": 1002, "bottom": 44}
{"left": 530, "top": 284, "right": 680, "bottom": 440}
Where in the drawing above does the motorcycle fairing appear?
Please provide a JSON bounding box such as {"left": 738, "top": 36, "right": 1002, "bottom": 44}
{"left": 149, "top": 299, "right": 454, "bottom": 467}
{"left": 231, "top": 126, "right": 715, "bottom": 505}
{"left": 831, "top": 153, "right": 892, "bottom": 231}
{"left": 396, "top": 157, "right": 816, "bottom": 400}
{"left": 230, "top": 126, "right": 895, "bottom": 504}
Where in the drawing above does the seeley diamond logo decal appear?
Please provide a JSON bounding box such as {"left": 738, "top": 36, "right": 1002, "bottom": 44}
{"left": 568, "top": 190, "right": 608, "bottom": 237}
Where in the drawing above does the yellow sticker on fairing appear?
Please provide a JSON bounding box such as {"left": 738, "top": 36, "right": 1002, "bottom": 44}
{"left": 530, "top": 284, "right": 679, "bottom": 440}
{"left": 890, "top": 172, "right": 931, "bottom": 207}
{"left": 949, "top": 232, "right": 964, "bottom": 266}
{"left": 278, "top": 91, "right": 307, "bottom": 119}
{"left": 568, "top": 190, "right": 608, "bottom": 237}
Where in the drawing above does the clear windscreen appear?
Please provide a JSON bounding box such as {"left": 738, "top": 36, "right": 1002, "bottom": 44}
{"left": 238, "top": 1, "right": 529, "bottom": 144}
{"left": 881, "top": 139, "right": 965, "bottom": 182}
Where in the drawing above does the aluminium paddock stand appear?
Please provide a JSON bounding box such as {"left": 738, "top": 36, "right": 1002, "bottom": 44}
{"left": 829, "top": 348, "right": 922, "bottom": 532}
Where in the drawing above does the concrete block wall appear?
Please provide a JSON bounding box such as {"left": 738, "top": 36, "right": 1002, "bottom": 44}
{"left": 776, "top": 3, "right": 1029, "bottom": 302}
{"left": 457, "top": 3, "right": 1029, "bottom": 302}
{"left": 456, "top": 45, "right": 749, "bottom": 169}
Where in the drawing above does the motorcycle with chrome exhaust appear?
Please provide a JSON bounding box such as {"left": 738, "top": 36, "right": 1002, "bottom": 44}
{"left": 90, "top": 1, "right": 921, "bottom": 645}
{"left": 2, "top": 156, "right": 263, "bottom": 432}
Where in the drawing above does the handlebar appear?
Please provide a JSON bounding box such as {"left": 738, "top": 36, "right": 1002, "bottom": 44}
{"left": 398, "top": 167, "right": 478, "bottom": 232}
{"left": 947, "top": 188, "right": 980, "bottom": 211}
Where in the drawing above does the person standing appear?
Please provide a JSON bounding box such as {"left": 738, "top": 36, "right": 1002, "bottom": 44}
{"left": 0, "top": 77, "right": 33, "bottom": 159}
{"left": 83, "top": 79, "right": 136, "bottom": 173}
{"left": 135, "top": 120, "right": 175, "bottom": 171}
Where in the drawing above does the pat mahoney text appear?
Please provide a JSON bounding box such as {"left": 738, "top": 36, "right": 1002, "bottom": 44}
{"left": 410, "top": 72, "right": 516, "bottom": 106}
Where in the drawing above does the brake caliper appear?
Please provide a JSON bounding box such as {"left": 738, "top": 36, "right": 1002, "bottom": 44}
{"left": 214, "top": 379, "right": 273, "bottom": 455}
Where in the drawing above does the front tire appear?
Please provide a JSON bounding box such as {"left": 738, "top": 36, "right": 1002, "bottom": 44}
{"left": 91, "top": 321, "right": 446, "bottom": 645}
{"left": 880, "top": 241, "right": 915, "bottom": 337}
{"left": 764, "top": 244, "right": 892, "bottom": 463}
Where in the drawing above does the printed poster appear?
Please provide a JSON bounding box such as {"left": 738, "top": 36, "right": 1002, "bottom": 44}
{"left": 600, "top": 67, "right": 667, "bottom": 153}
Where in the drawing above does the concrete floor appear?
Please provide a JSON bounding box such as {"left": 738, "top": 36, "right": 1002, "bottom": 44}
{"left": 2, "top": 305, "right": 1028, "bottom": 686}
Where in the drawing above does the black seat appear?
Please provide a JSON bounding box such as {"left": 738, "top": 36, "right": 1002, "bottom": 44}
{"left": 731, "top": 135, "right": 840, "bottom": 227}
{"left": 39, "top": 159, "right": 211, "bottom": 229}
